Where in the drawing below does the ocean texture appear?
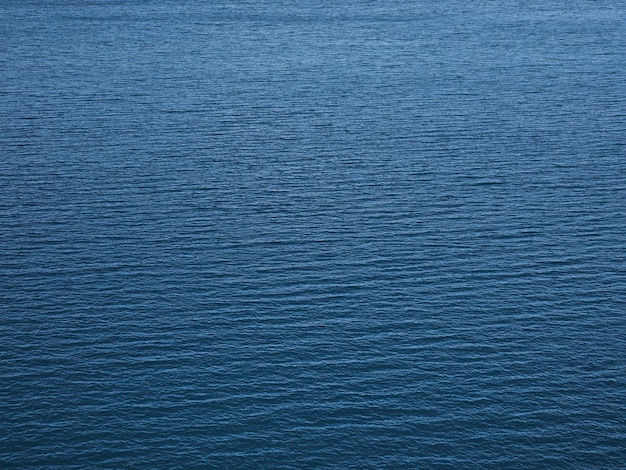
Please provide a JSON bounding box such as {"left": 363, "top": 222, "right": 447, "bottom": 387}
{"left": 1, "top": 0, "right": 625, "bottom": 468}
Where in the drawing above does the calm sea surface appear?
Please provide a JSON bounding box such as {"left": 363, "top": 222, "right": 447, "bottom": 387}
{"left": 1, "top": 0, "right": 625, "bottom": 468}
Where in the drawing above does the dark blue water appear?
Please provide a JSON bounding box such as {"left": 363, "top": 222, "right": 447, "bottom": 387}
{"left": 1, "top": 0, "right": 625, "bottom": 468}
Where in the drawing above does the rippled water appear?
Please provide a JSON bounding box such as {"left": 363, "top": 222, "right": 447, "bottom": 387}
{"left": 1, "top": 0, "right": 625, "bottom": 468}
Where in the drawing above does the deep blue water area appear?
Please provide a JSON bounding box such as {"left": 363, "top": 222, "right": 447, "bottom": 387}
{"left": 1, "top": 0, "right": 625, "bottom": 468}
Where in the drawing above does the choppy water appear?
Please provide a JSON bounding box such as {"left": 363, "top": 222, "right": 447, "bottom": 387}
{"left": 1, "top": 0, "right": 625, "bottom": 468}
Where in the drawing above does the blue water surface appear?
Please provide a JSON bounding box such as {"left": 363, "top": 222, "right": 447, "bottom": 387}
{"left": 1, "top": 0, "right": 625, "bottom": 468}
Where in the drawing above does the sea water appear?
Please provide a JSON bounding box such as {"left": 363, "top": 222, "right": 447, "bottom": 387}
{"left": 1, "top": 0, "right": 625, "bottom": 467}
